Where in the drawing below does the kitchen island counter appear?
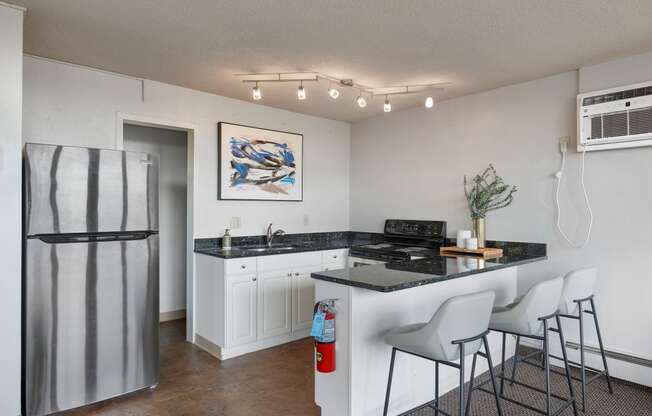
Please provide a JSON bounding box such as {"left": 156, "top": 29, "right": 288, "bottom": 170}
{"left": 312, "top": 243, "right": 546, "bottom": 416}
{"left": 311, "top": 250, "right": 546, "bottom": 292}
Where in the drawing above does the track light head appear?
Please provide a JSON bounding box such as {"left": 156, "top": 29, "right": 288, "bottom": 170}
{"left": 384, "top": 97, "right": 391, "bottom": 113}
{"left": 356, "top": 95, "right": 367, "bottom": 108}
{"left": 252, "top": 83, "right": 262, "bottom": 100}
{"left": 297, "top": 82, "right": 306, "bottom": 100}
{"left": 425, "top": 96, "right": 434, "bottom": 109}
{"left": 328, "top": 87, "right": 340, "bottom": 99}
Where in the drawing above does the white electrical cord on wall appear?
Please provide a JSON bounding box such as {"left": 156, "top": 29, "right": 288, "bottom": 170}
{"left": 554, "top": 148, "right": 593, "bottom": 248}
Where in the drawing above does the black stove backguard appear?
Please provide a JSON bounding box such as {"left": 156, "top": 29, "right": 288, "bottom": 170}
{"left": 383, "top": 219, "right": 447, "bottom": 247}
{"left": 349, "top": 220, "right": 448, "bottom": 261}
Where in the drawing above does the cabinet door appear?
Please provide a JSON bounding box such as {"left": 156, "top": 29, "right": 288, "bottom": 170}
{"left": 292, "top": 265, "right": 322, "bottom": 332}
{"left": 226, "top": 274, "right": 258, "bottom": 347}
{"left": 257, "top": 270, "right": 292, "bottom": 339}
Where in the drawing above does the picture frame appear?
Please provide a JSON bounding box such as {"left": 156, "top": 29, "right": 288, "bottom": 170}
{"left": 217, "top": 122, "right": 303, "bottom": 201}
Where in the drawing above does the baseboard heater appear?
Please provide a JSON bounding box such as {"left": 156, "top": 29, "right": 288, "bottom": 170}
{"left": 566, "top": 341, "right": 652, "bottom": 368}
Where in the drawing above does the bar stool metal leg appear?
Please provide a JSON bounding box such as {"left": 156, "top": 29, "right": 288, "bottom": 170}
{"left": 510, "top": 335, "right": 520, "bottom": 385}
{"left": 483, "top": 335, "right": 505, "bottom": 416}
{"left": 434, "top": 362, "right": 440, "bottom": 416}
{"left": 556, "top": 315, "right": 579, "bottom": 416}
{"left": 500, "top": 332, "right": 506, "bottom": 395}
{"left": 383, "top": 348, "right": 397, "bottom": 416}
{"left": 578, "top": 300, "right": 587, "bottom": 411}
{"left": 465, "top": 353, "right": 478, "bottom": 416}
{"left": 465, "top": 336, "right": 505, "bottom": 416}
{"left": 590, "top": 298, "right": 614, "bottom": 394}
{"left": 543, "top": 320, "right": 551, "bottom": 416}
{"left": 459, "top": 343, "right": 465, "bottom": 416}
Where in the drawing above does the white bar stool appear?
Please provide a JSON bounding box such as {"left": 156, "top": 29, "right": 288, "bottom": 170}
{"left": 487, "top": 277, "right": 578, "bottom": 416}
{"left": 511, "top": 267, "right": 613, "bottom": 412}
{"left": 382, "top": 291, "right": 503, "bottom": 416}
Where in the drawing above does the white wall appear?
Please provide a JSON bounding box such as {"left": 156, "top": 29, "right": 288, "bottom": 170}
{"left": 124, "top": 124, "right": 188, "bottom": 314}
{"left": 350, "top": 55, "right": 652, "bottom": 385}
{"left": 0, "top": 3, "right": 23, "bottom": 415}
{"left": 22, "top": 56, "right": 351, "bottom": 238}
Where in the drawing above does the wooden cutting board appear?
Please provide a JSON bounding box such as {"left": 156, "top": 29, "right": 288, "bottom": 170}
{"left": 439, "top": 246, "right": 503, "bottom": 259}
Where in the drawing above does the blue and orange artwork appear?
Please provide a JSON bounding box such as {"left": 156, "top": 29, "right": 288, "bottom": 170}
{"left": 229, "top": 137, "right": 297, "bottom": 195}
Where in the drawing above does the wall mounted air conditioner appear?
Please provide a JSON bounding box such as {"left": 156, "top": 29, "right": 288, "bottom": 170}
{"left": 578, "top": 80, "right": 652, "bottom": 151}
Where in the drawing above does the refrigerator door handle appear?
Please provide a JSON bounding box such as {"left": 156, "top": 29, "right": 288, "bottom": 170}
{"left": 31, "top": 231, "right": 158, "bottom": 244}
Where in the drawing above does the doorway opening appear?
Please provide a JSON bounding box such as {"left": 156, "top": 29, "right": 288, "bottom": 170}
{"left": 118, "top": 114, "right": 196, "bottom": 342}
{"left": 124, "top": 124, "right": 188, "bottom": 332}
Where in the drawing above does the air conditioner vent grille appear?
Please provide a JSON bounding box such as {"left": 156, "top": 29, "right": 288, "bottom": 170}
{"left": 582, "top": 86, "right": 652, "bottom": 106}
{"left": 603, "top": 112, "right": 628, "bottom": 138}
{"left": 590, "top": 116, "right": 602, "bottom": 140}
{"left": 588, "top": 106, "right": 652, "bottom": 141}
{"left": 629, "top": 107, "right": 652, "bottom": 136}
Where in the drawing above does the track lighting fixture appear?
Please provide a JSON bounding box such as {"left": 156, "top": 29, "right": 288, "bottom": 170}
{"left": 252, "top": 82, "right": 262, "bottom": 100}
{"left": 236, "top": 72, "right": 448, "bottom": 111}
{"left": 384, "top": 96, "right": 392, "bottom": 113}
{"left": 297, "top": 81, "right": 306, "bottom": 100}
{"left": 356, "top": 93, "right": 367, "bottom": 108}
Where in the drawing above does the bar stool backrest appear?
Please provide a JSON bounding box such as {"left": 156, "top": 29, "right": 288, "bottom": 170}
{"left": 424, "top": 290, "right": 496, "bottom": 361}
{"left": 559, "top": 268, "right": 597, "bottom": 314}
{"left": 510, "top": 277, "right": 564, "bottom": 335}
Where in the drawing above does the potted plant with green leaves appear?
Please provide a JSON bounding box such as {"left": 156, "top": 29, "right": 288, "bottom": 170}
{"left": 464, "top": 164, "right": 517, "bottom": 248}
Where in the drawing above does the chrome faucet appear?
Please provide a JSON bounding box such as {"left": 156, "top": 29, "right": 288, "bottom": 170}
{"left": 266, "top": 223, "right": 285, "bottom": 247}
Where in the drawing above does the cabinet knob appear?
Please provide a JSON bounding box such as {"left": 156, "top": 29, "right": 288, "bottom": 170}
{"left": 295, "top": 272, "right": 300, "bottom": 276}
{"left": 287, "top": 272, "right": 292, "bottom": 277}
{"left": 332, "top": 255, "right": 337, "bottom": 259}
{"left": 240, "top": 265, "right": 246, "bottom": 269}
{"left": 252, "top": 277, "right": 257, "bottom": 282}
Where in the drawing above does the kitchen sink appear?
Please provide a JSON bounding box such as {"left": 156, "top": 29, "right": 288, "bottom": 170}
{"left": 244, "top": 245, "right": 296, "bottom": 252}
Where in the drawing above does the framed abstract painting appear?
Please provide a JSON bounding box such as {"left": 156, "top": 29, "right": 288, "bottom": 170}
{"left": 218, "top": 122, "right": 303, "bottom": 201}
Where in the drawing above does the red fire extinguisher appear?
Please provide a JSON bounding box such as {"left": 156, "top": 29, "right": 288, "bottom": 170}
{"left": 313, "top": 299, "right": 337, "bottom": 373}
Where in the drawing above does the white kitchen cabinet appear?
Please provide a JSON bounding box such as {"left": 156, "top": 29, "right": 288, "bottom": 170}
{"left": 322, "top": 248, "right": 348, "bottom": 271}
{"left": 194, "top": 247, "right": 348, "bottom": 360}
{"left": 225, "top": 274, "right": 258, "bottom": 347}
{"left": 322, "top": 249, "right": 347, "bottom": 266}
{"left": 292, "top": 265, "right": 322, "bottom": 331}
{"left": 257, "top": 270, "right": 292, "bottom": 339}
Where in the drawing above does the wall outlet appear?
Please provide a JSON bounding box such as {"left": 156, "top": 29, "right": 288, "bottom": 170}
{"left": 229, "top": 216, "right": 241, "bottom": 229}
{"left": 559, "top": 136, "right": 570, "bottom": 153}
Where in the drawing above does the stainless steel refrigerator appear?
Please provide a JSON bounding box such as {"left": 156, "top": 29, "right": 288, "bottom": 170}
{"left": 23, "top": 143, "right": 160, "bottom": 416}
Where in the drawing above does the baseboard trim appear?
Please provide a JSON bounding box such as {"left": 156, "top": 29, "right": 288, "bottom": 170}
{"left": 160, "top": 309, "right": 186, "bottom": 322}
{"left": 195, "top": 333, "right": 222, "bottom": 358}
{"left": 194, "top": 329, "right": 311, "bottom": 361}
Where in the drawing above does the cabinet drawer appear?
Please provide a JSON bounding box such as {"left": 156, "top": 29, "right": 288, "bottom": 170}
{"left": 322, "top": 249, "right": 347, "bottom": 264}
{"left": 258, "top": 251, "right": 322, "bottom": 272}
{"left": 225, "top": 257, "right": 257, "bottom": 275}
{"left": 322, "top": 261, "right": 346, "bottom": 272}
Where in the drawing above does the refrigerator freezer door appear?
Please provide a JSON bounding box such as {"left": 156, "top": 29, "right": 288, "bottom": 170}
{"left": 24, "top": 234, "right": 159, "bottom": 416}
{"left": 24, "top": 143, "right": 159, "bottom": 235}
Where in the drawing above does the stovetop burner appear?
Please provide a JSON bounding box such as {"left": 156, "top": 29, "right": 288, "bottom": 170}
{"left": 349, "top": 219, "right": 447, "bottom": 262}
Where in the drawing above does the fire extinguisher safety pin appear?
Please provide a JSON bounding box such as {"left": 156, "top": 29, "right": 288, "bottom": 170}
{"left": 314, "top": 298, "right": 339, "bottom": 314}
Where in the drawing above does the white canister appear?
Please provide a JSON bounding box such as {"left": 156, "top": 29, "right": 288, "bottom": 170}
{"left": 465, "top": 237, "right": 479, "bottom": 250}
{"left": 456, "top": 230, "right": 472, "bottom": 248}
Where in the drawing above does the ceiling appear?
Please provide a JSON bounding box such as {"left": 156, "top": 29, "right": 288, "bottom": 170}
{"left": 12, "top": 0, "right": 652, "bottom": 122}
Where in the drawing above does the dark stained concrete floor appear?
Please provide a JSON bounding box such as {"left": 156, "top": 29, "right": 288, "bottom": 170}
{"left": 67, "top": 319, "right": 320, "bottom": 416}
{"left": 65, "top": 319, "right": 652, "bottom": 416}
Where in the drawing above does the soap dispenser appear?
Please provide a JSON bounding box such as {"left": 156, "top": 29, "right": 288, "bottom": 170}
{"left": 223, "top": 229, "right": 232, "bottom": 250}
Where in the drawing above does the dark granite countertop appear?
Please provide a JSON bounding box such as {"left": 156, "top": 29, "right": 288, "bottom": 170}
{"left": 310, "top": 252, "right": 547, "bottom": 292}
{"left": 193, "top": 231, "right": 383, "bottom": 259}
{"left": 194, "top": 239, "right": 353, "bottom": 258}
{"left": 194, "top": 232, "right": 547, "bottom": 291}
